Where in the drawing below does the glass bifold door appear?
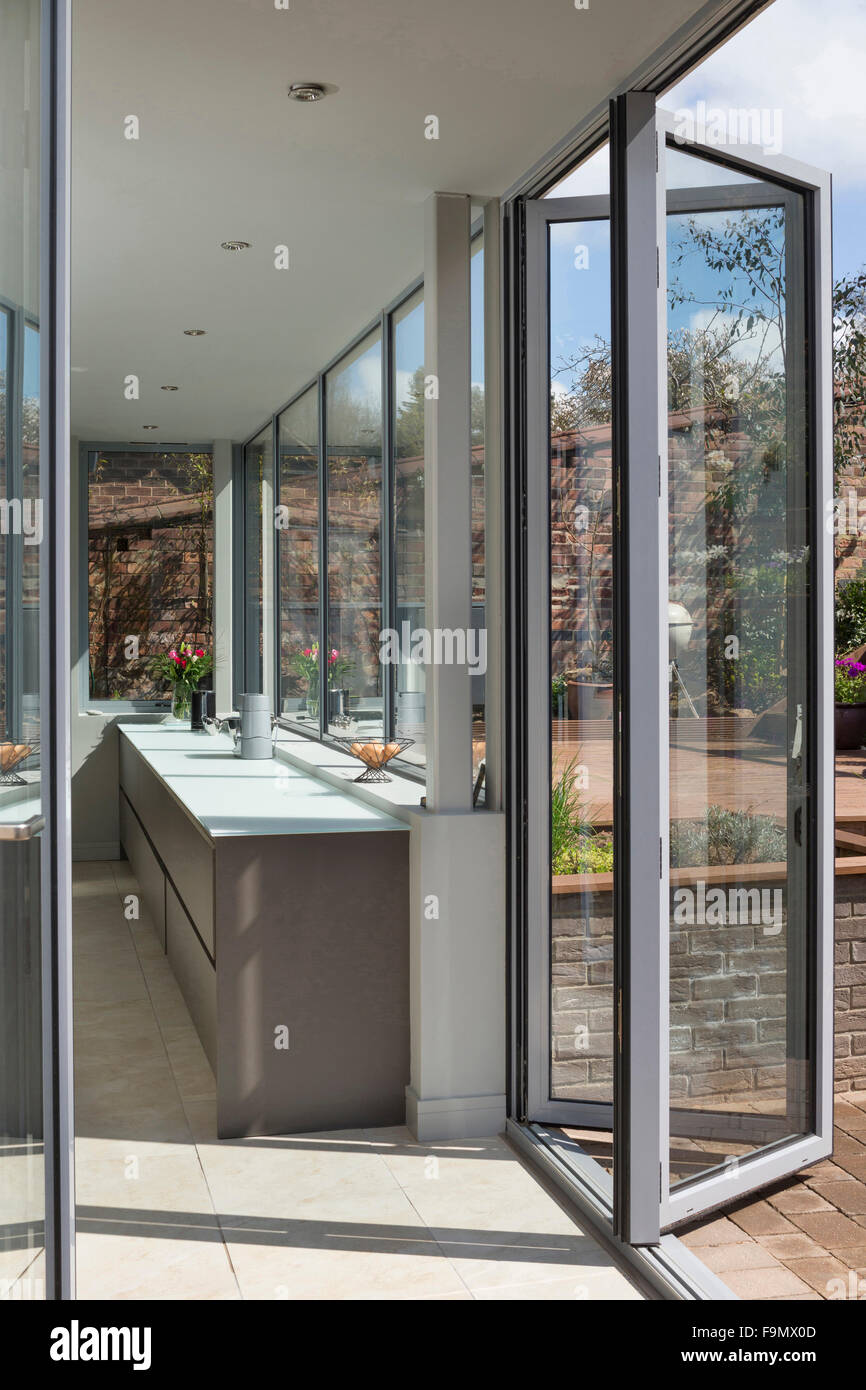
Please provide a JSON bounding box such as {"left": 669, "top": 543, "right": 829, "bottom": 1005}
{"left": 521, "top": 95, "right": 833, "bottom": 1244}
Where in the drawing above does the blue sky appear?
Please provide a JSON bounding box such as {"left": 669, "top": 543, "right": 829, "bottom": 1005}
{"left": 548, "top": 0, "right": 866, "bottom": 393}
{"left": 666, "top": 0, "right": 866, "bottom": 280}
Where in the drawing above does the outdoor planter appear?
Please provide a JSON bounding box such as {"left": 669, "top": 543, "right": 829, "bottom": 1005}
{"left": 835, "top": 702, "right": 866, "bottom": 750}
{"left": 566, "top": 677, "right": 614, "bottom": 721}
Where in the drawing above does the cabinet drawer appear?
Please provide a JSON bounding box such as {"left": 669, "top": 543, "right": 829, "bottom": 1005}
{"left": 119, "top": 794, "right": 166, "bottom": 950}
{"left": 120, "top": 741, "right": 214, "bottom": 956}
{"left": 166, "top": 879, "right": 217, "bottom": 1072}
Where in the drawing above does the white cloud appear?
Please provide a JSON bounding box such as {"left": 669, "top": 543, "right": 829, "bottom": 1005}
{"left": 665, "top": 0, "right": 866, "bottom": 186}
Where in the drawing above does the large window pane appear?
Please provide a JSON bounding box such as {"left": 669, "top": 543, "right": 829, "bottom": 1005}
{"left": 277, "top": 388, "right": 319, "bottom": 724}
{"left": 325, "top": 331, "right": 383, "bottom": 736}
{"left": 0, "top": 308, "right": 8, "bottom": 739}
{"left": 665, "top": 147, "right": 814, "bottom": 1187}
{"left": 393, "top": 290, "right": 425, "bottom": 763}
{"left": 21, "top": 322, "right": 39, "bottom": 740}
{"left": 471, "top": 239, "right": 486, "bottom": 790}
{"left": 87, "top": 450, "right": 214, "bottom": 700}
{"left": 0, "top": 0, "right": 45, "bottom": 1298}
{"left": 548, "top": 212, "right": 615, "bottom": 1114}
{"left": 243, "top": 425, "right": 273, "bottom": 696}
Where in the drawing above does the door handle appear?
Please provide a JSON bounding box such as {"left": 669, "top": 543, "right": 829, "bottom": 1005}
{"left": 0, "top": 814, "right": 45, "bottom": 841}
{"left": 791, "top": 702, "right": 803, "bottom": 761}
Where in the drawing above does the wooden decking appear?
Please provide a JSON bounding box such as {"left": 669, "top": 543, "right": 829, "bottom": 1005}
{"left": 554, "top": 718, "right": 866, "bottom": 825}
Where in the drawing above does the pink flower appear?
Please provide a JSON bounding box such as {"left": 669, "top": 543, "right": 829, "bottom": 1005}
{"left": 303, "top": 648, "right": 312, "bottom": 657}
{"left": 168, "top": 649, "right": 177, "bottom": 659}
{"left": 195, "top": 648, "right": 204, "bottom": 657}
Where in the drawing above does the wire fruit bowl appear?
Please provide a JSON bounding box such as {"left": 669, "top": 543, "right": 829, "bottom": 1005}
{"left": 0, "top": 742, "right": 38, "bottom": 786}
{"left": 332, "top": 737, "right": 414, "bottom": 782}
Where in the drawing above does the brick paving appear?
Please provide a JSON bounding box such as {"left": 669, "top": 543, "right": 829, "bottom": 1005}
{"left": 678, "top": 1091, "right": 866, "bottom": 1299}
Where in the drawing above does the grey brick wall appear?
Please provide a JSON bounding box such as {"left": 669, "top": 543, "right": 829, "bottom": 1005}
{"left": 550, "top": 871, "right": 866, "bottom": 1101}
{"left": 834, "top": 872, "right": 866, "bottom": 1093}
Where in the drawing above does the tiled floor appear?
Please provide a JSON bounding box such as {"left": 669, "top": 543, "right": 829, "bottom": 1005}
{"left": 678, "top": 1096, "right": 866, "bottom": 1299}
{"left": 72, "top": 860, "right": 643, "bottom": 1301}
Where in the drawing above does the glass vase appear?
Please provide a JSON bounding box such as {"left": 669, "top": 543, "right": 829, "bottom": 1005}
{"left": 171, "top": 687, "right": 192, "bottom": 722}
{"left": 306, "top": 677, "right": 319, "bottom": 721}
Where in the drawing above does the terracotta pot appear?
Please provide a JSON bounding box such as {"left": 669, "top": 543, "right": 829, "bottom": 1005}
{"left": 835, "top": 702, "right": 866, "bottom": 750}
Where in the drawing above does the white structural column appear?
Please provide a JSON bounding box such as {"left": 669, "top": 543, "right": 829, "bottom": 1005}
{"left": 212, "top": 439, "right": 234, "bottom": 713}
{"left": 423, "top": 192, "right": 473, "bottom": 811}
{"left": 405, "top": 193, "right": 506, "bottom": 1141}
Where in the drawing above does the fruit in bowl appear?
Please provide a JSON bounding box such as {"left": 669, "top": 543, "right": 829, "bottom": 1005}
{"left": 333, "top": 736, "right": 414, "bottom": 782}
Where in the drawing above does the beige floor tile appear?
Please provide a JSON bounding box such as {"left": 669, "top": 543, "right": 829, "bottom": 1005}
{"left": 75, "top": 1232, "right": 240, "bottom": 1300}
{"left": 223, "top": 1233, "right": 467, "bottom": 1301}
{"left": 472, "top": 1268, "right": 642, "bottom": 1300}
{"left": 0, "top": 1246, "right": 44, "bottom": 1297}
{"left": 71, "top": 867, "right": 646, "bottom": 1302}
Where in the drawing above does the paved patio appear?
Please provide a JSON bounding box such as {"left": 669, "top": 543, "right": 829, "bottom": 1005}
{"left": 678, "top": 1095, "right": 866, "bottom": 1299}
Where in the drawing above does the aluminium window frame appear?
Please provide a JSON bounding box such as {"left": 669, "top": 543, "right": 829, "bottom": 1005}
{"left": 76, "top": 440, "right": 216, "bottom": 713}
{"left": 248, "top": 274, "right": 428, "bottom": 780}
{"left": 0, "top": 295, "right": 40, "bottom": 742}
{"left": 506, "top": 98, "right": 834, "bottom": 1248}
{"left": 655, "top": 113, "right": 834, "bottom": 1233}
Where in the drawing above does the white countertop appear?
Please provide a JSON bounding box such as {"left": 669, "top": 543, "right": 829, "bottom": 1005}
{"left": 118, "top": 725, "right": 408, "bottom": 838}
{"left": 0, "top": 770, "right": 41, "bottom": 828}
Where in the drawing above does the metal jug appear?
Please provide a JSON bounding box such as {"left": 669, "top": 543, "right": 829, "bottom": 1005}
{"left": 234, "top": 693, "right": 272, "bottom": 759}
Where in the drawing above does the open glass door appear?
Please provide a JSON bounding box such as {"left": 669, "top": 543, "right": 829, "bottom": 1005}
{"left": 520, "top": 94, "right": 833, "bottom": 1245}
{"left": 655, "top": 111, "right": 833, "bottom": 1233}
{"left": 0, "top": 0, "right": 74, "bottom": 1298}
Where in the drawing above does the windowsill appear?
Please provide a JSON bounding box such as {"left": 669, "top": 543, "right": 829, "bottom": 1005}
{"left": 272, "top": 726, "right": 428, "bottom": 823}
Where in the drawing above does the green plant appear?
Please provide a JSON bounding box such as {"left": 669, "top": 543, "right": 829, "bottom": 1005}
{"left": 836, "top": 580, "right": 866, "bottom": 655}
{"left": 551, "top": 672, "right": 567, "bottom": 714}
{"left": 551, "top": 756, "right": 612, "bottom": 875}
{"left": 670, "top": 805, "right": 787, "bottom": 868}
{"left": 835, "top": 656, "right": 866, "bottom": 704}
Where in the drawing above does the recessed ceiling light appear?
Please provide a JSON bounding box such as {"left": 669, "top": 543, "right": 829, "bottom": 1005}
{"left": 221, "top": 240, "right": 251, "bottom": 252}
{"left": 160, "top": 385, "right": 179, "bottom": 391}
{"left": 183, "top": 328, "right": 206, "bottom": 336}
{"left": 288, "top": 81, "right": 328, "bottom": 102}
{"left": 142, "top": 424, "right": 159, "bottom": 430}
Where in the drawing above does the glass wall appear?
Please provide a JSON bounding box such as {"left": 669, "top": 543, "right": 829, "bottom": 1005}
{"left": 470, "top": 238, "right": 486, "bottom": 790}
{"left": 393, "top": 290, "right": 425, "bottom": 763}
{"left": 325, "top": 330, "right": 384, "bottom": 737}
{"left": 260, "top": 266, "right": 482, "bottom": 783}
{"left": 86, "top": 450, "right": 214, "bottom": 701}
{"left": 0, "top": 0, "right": 47, "bottom": 1299}
{"left": 277, "top": 387, "right": 319, "bottom": 724}
{"left": 244, "top": 424, "right": 273, "bottom": 695}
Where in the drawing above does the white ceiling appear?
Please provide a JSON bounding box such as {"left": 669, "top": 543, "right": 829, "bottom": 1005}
{"left": 71, "top": 0, "right": 716, "bottom": 442}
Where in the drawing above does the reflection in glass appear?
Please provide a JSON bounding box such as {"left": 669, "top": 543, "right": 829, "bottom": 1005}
{"left": 547, "top": 215, "right": 616, "bottom": 1117}
{"left": 277, "top": 389, "right": 319, "bottom": 725}
{"left": 0, "top": 0, "right": 45, "bottom": 1297}
{"left": 87, "top": 451, "right": 214, "bottom": 700}
{"left": 665, "top": 147, "right": 812, "bottom": 1187}
{"left": 393, "top": 290, "right": 426, "bottom": 764}
{"left": 471, "top": 239, "right": 486, "bottom": 790}
{"left": 244, "top": 426, "right": 273, "bottom": 694}
{"left": 326, "top": 331, "right": 383, "bottom": 736}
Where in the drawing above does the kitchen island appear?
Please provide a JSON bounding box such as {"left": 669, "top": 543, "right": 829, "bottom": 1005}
{"left": 118, "top": 725, "right": 410, "bottom": 1138}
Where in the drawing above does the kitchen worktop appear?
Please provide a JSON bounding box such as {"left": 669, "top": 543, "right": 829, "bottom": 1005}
{"left": 117, "top": 724, "right": 407, "bottom": 839}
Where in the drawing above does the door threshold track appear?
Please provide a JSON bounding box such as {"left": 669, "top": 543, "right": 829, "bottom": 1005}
{"left": 506, "top": 1119, "right": 738, "bottom": 1301}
